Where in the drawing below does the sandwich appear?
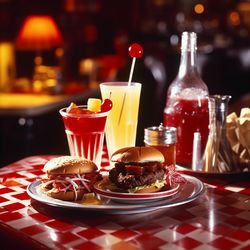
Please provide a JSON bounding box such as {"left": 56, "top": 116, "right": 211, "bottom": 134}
{"left": 108, "top": 146, "right": 169, "bottom": 193}
{"left": 40, "top": 156, "right": 102, "bottom": 201}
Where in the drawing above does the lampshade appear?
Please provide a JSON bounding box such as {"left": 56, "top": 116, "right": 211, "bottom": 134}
{"left": 16, "top": 15, "right": 63, "bottom": 50}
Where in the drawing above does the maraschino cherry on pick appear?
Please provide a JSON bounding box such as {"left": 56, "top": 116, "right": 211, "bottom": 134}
{"left": 128, "top": 43, "right": 144, "bottom": 58}
{"left": 127, "top": 43, "right": 144, "bottom": 85}
{"left": 118, "top": 43, "right": 144, "bottom": 124}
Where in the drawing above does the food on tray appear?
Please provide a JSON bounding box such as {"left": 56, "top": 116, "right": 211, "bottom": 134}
{"left": 40, "top": 156, "right": 102, "bottom": 201}
{"left": 227, "top": 107, "right": 250, "bottom": 171}
{"left": 106, "top": 146, "right": 171, "bottom": 193}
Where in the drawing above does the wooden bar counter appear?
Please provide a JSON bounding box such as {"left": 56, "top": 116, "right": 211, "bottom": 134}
{"left": 0, "top": 89, "right": 99, "bottom": 166}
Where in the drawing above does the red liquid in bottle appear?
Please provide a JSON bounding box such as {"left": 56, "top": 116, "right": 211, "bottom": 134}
{"left": 163, "top": 96, "right": 209, "bottom": 166}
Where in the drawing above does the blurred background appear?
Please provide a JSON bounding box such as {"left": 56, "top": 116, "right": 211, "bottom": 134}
{"left": 1, "top": 0, "right": 250, "bottom": 166}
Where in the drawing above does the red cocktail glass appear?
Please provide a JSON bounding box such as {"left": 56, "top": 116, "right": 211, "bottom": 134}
{"left": 59, "top": 105, "right": 109, "bottom": 168}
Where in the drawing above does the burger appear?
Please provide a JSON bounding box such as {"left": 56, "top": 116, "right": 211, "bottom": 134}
{"left": 40, "top": 156, "right": 102, "bottom": 201}
{"left": 108, "top": 146, "right": 169, "bottom": 193}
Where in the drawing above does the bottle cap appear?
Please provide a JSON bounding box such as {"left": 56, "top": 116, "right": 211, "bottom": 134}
{"left": 144, "top": 123, "right": 177, "bottom": 145}
{"left": 181, "top": 31, "right": 197, "bottom": 51}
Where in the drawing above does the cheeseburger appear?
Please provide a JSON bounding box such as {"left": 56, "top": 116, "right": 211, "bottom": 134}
{"left": 108, "top": 146, "right": 168, "bottom": 193}
{"left": 40, "top": 156, "right": 102, "bottom": 201}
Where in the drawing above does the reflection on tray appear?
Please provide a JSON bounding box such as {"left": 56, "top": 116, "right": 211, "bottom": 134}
{"left": 27, "top": 175, "right": 205, "bottom": 214}
{"left": 94, "top": 177, "right": 180, "bottom": 204}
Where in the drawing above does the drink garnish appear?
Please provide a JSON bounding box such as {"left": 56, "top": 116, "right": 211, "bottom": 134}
{"left": 118, "top": 43, "right": 143, "bottom": 124}
{"left": 128, "top": 43, "right": 143, "bottom": 86}
{"left": 66, "top": 98, "right": 112, "bottom": 114}
{"left": 101, "top": 98, "right": 113, "bottom": 112}
{"left": 66, "top": 102, "right": 81, "bottom": 114}
{"left": 87, "top": 98, "right": 102, "bottom": 112}
{"left": 128, "top": 43, "right": 144, "bottom": 58}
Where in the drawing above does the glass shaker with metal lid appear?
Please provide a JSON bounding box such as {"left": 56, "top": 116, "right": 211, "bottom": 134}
{"left": 144, "top": 124, "right": 177, "bottom": 166}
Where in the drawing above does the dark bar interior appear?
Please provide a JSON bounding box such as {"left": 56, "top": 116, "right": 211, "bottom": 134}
{"left": 1, "top": 0, "right": 250, "bottom": 166}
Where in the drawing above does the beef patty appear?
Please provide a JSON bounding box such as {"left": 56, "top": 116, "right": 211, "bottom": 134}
{"left": 109, "top": 162, "right": 166, "bottom": 190}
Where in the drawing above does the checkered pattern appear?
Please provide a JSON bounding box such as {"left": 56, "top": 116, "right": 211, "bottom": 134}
{"left": 0, "top": 154, "right": 249, "bottom": 250}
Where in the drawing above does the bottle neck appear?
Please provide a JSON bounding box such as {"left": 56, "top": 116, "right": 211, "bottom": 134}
{"left": 177, "top": 32, "right": 199, "bottom": 79}
{"left": 178, "top": 48, "right": 199, "bottom": 78}
{"left": 212, "top": 95, "right": 231, "bottom": 133}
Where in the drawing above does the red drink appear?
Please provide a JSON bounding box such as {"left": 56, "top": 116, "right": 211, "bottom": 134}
{"left": 60, "top": 105, "right": 109, "bottom": 168}
{"left": 164, "top": 95, "right": 209, "bottom": 166}
{"left": 164, "top": 32, "right": 209, "bottom": 167}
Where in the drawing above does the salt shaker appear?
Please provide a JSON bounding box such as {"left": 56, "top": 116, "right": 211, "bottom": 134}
{"left": 144, "top": 124, "right": 177, "bottom": 166}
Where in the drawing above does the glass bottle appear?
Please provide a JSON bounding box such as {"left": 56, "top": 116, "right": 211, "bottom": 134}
{"left": 163, "top": 31, "right": 209, "bottom": 167}
{"left": 202, "top": 95, "right": 239, "bottom": 173}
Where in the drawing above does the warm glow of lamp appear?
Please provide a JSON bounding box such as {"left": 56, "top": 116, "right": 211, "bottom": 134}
{"left": 16, "top": 15, "right": 63, "bottom": 50}
{"left": 229, "top": 11, "right": 240, "bottom": 26}
{"left": 15, "top": 15, "right": 63, "bottom": 93}
{"left": 194, "top": 4, "right": 205, "bottom": 14}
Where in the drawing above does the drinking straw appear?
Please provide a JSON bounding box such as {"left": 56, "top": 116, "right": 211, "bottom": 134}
{"left": 118, "top": 57, "right": 136, "bottom": 124}
{"left": 128, "top": 57, "right": 136, "bottom": 86}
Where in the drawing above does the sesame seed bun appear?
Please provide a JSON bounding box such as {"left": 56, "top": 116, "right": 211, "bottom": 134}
{"left": 43, "top": 156, "right": 97, "bottom": 175}
{"left": 134, "top": 185, "right": 163, "bottom": 193}
{"left": 111, "top": 146, "right": 164, "bottom": 163}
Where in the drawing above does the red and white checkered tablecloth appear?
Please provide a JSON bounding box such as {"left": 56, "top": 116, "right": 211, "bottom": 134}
{"left": 0, "top": 153, "right": 249, "bottom": 250}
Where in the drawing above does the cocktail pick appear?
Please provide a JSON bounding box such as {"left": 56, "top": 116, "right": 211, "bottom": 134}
{"left": 127, "top": 43, "right": 143, "bottom": 85}
{"left": 118, "top": 43, "right": 143, "bottom": 124}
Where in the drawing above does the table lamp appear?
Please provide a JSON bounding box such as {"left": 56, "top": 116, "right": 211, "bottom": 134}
{"left": 15, "top": 15, "right": 63, "bottom": 93}
{"left": 16, "top": 15, "right": 63, "bottom": 66}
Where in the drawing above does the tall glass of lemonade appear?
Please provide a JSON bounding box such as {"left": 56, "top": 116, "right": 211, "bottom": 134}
{"left": 100, "top": 82, "right": 141, "bottom": 158}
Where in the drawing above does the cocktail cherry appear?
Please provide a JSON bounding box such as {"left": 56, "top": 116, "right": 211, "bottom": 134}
{"left": 101, "top": 98, "right": 113, "bottom": 112}
{"left": 128, "top": 43, "right": 144, "bottom": 58}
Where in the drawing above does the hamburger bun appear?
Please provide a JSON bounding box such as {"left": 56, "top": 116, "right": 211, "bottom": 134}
{"left": 107, "top": 182, "right": 164, "bottom": 193}
{"left": 40, "top": 156, "right": 101, "bottom": 201}
{"left": 111, "top": 146, "right": 164, "bottom": 163}
{"left": 43, "top": 156, "right": 97, "bottom": 175}
{"left": 133, "top": 185, "right": 163, "bottom": 193}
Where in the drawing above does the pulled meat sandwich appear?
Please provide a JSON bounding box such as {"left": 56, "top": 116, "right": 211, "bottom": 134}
{"left": 40, "top": 156, "right": 102, "bottom": 201}
{"left": 108, "top": 146, "right": 168, "bottom": 193}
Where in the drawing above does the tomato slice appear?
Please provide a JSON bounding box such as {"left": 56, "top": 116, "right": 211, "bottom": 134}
{"left": 144, "top": 163, "right": 159, "bottom": 173}
{"left": 53, "top": 182, "right": 65, "bottom": 190}
{"left": 125, "top": 165, "right": 144, "bottom": 175}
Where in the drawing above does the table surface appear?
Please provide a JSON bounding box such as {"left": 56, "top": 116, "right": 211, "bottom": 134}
{"left": 0, "top": 153, "right": 249, "bottom": 250}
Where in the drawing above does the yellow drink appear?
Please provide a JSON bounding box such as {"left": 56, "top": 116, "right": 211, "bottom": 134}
{"left": 100, "top": 82, "right": 141, "bottom": 158}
